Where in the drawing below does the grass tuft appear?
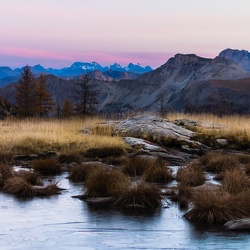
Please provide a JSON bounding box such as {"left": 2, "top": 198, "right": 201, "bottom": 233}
{"left": 122, "top": 157, "right": 158, "bottom": 177}
{"left": 34, "top": 183, "right": 63, "bottom": 197}
{"left": 184, "top": 189, "right": 248, "bottom": 224}
{"left": 199, "top": 151, "right": 240, "bottom": 172}
{"left": 142, "top": 161, "right": 173, "bottom": 183}
{"left": 3, "top": 177, "right": 34, "bottom": 199}
{"left": 58, "top": 153, "right": 82, "bottom": 164}
{"left": 222, "top": 169, "right": 250, "bottom": 195}
{"left": 85, "top": 168, "right": 130, "bottom": 197}
{"left": 115, "top": 182, "right": 161, "bottom": 209}
{"left": 84, "top": 147, "right": 126, "bottom": 159}
{"left": 15, "top": 171, "right": 43, "bottom": 186}
{"left": 177, "top": 163, "right": 205, "bottom": 187}
{"left": 0, "top": 163, "right": 13, "bottom": 187}
{"left": 33, "top": 158, "right": 62, "bottom": 175}
{"left": 68, "top": 163, "right": 101, "bottom": 182}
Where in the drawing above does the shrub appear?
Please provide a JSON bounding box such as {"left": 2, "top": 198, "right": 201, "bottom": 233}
{"left": 84, "top": 147, "right": 126, "bottom": 159}
{"left": 184, "top": 189, "right": 247, "bottom": 224}
{"left": 58, "top": 153, "right": 81, "bottom": 164}
{"left": 15, "top": 171, "right": 43, "bottom": 186}
{"left": 85, "top": 168, "right": 130, "bottom": 197}
{"left": 115, "top": 182, "right": 161, "bottom": 209}
{"left": 199, "top": 152, "right": 240, "bottom": 172}
{"left": 34, "top": 183, "right": 63, "bottom": 197}
{"left": 33, "top": 158, "right": 62, "bottom": 175}
{"left": 177, "top": 163, "right": 205, "bottom": 187}
{"left": 68, "top": 163, "right": 101, "bottom": 182}
{"left": 3, "top": 177, "right": 34, "bottom": 199}
{"left": 222, "top": 169, "right": 250, "bottom": 195}
{"left": 122, "top": 157, "right": 159, "bottom": 177}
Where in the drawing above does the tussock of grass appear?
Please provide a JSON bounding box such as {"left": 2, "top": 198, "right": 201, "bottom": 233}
{"left": 15, "top": 171, "right": 43, "bottom": 186}
{"left": 0, "top": 163, "right": 13, "bottom": 187}
{"left": 33, "top": 158, "right": 62, "bottom": 175}
{"left": 85, "top": 168, "right": 130, "bottom": 197}
{"left": 115, "top": 182, "right": 161, "bottom": 209}
{"left": 58, "top": 153, "right": 82, "bottom": 164}
{"left": 84, "top": 147, "right": 126, "bottom": 159}
{"left": 222, "top": 169, "right": 250, "bottom": 195}
{"left": 0, "top": 153, "right": 13, "bottom": 163}
{"left": 184, "top": 189, "right": 248, "bottom": 224}
{"left": 122, "top": 157, "right": 157, "bottom": 177}
{"left": 3, "top": 177, "right": 34, "bottom": 199}
{"left": 142, "top": 161, "right": 173, "bottom": 183}
{"left": 199, "top": 151, "right": 240, "bottom": 172}
{"left": 237, "top": 154, "right": 250, "bottom": 164}
{"left": 246, "top": 163, "right": 250, "bottom": 176}
{"left": 103, "top": 156, "right": 129, "bottom": 167}
{"left": 177, "top": 163, "right": 205, "bottom": 187}
{"left": 68, "top": 163, "right": 101, "bottom": 182}
{"left": 34, "top": 183, "right": 63, "bottom": 197}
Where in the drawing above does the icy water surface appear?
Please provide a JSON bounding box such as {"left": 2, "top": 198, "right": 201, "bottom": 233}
{"left": 0, "top": 173, "right": 249, "bottom": 249}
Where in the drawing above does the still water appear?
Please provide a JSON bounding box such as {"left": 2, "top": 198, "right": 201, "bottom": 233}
{"left": 0, "top": 173, "right": 249, "bottom": 249}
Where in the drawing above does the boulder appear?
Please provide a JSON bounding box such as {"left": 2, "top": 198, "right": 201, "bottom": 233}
{"left": 116, "top": 115, "right": 207, "bottom": 152}
{"left": 124, "top": 137, "right": 184, "bottom": 164}
{"left": 216, "top": 139, "right": 228, "bottom": 147}
{"left": 224, "top": 219, "right": 250, "bottom": 231}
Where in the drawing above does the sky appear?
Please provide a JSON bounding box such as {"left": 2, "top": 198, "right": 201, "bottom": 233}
{"left": 0, "top": 0, "right": 250, "bottom": 69}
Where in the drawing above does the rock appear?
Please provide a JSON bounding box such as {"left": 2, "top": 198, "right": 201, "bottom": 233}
{"left": 116, "top": 115, "right": 207, "bottom": 152}
{"left": 224, "top": 219, "right": 250, "bottom": 231}
{"left": 39, "top": 151, "right": 59, "bottom": 158}
{"left": 180, "top": 145, "right": 201, "bottom": 155}
{"left": 123, "top": 137, "right": 184, "bottom": 164}
{"left": 191, "top": 182, "right": 221, "bottom": 192}
{"left": 116, "top": 115, "right": 195, "bottom": 140}
{"left": 85, "top": 197, "right": 115, "bottom": 207}
{"left": 173, "top": 118, "right": 201, "bottom": 128}
{"left": 216, "top": 139, "right": 228, "bottom": 147}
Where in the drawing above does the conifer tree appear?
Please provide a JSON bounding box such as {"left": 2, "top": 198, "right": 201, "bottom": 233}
{"left": 61, "top": 99, "right": 75, "bottom": 118}
{"left": 35, "top": 74, "right": 55, "bottom": 117}
{"left": 74, "top": 74, "right": 99, "bottom": 117}
{"left": 15, "top": 65, "right": 37, "bottom": 117}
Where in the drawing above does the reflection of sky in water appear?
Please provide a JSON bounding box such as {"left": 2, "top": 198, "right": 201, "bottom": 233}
{"left": 0, "top": 172, "right": 249, "bottom": 249}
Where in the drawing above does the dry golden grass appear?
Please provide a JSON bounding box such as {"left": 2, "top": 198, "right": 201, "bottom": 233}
{"left": 0, "top": 117, "right": 129, "bottom": 155}
{"left": 184, "top": 189, "right": 248, "bottom": 224}
{"left": 167, "top": 113, "right": 250, "bottom": 148}
{"left": 222, "top": 169, "right": 250, "bottom": 195}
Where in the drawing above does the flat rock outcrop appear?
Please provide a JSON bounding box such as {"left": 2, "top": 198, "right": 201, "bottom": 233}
{"left": 115, "top": 116, "right": 207, "bottom": 152}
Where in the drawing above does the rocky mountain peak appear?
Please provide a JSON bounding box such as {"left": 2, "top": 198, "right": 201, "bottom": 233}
{"left": 218, "top": 48, "right": 250, "bottom": 71}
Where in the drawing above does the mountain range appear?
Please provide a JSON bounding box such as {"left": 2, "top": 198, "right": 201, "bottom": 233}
{"left": 0, "top": 48, "right": 250, "bottom": 115}
{"left": 0, "top": 62, "right": 152, "bottom": 87}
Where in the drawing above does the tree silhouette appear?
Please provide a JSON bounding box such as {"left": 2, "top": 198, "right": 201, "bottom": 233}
{"left": 61, "top": 99, "right": 75, "bottom": 118}
{"left": 15, "top": 65, "right": 37, "bottom": 117}
{"left": 35, "top": 74, "right": 55, "bottom": 117}
{"left": 74, "top": 74, "right": 99, "bottom": 116}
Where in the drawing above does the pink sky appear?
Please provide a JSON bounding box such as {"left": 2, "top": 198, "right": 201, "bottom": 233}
{"left": 1, "top": 0, "right": 250, "bottom": 69}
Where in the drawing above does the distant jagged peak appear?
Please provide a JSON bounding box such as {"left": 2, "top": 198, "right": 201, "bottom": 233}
{"left": 218, "top": 48, "right": 250, "bottom": 71}
{"left": 219, "top": 48, "right": 250, "bottom": 57}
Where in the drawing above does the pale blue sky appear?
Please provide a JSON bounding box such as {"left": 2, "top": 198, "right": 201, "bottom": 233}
{"left": 0, "top": 0, "right": 249, "bottom": 68}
